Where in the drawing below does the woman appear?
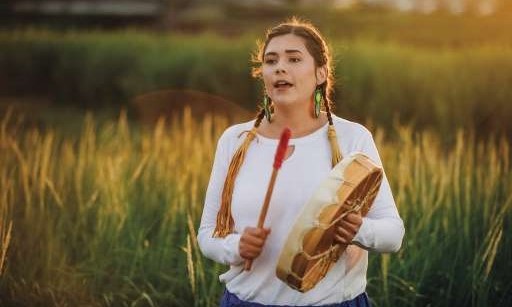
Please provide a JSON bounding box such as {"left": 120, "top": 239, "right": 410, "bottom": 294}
{"left": 198, "top": 18, "right": 404, "bottom": 306}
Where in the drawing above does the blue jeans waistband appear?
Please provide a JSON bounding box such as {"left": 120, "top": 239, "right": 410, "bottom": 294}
{"left": 220, "top": 289, "right": 371, "bottom": 307}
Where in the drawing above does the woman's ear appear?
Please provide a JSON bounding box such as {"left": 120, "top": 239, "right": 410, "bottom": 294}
{"left": 316, "top": 65, "right": 327, "bottom": 85}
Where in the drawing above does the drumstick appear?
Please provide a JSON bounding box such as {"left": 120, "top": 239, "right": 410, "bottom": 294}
{"left": 244, "top": 127, "right": 291, "bottom": 271}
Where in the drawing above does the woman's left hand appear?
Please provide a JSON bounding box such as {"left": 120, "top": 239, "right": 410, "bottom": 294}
{"left": 333, "top": 212, "right": 363, "bottom": 245}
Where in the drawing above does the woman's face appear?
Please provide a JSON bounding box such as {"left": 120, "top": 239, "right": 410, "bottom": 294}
{"left": 262, "top": 33, "right": 325, "bottom": 109}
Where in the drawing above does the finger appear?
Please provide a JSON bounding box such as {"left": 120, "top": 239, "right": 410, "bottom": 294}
{"left": 336, "top": 225, "right": 355, "bottom": 242}
{"left": 241, "top": 228, "right": 264, "bottom": 242}
{"left": 334, "top": 231, "right": 350, "bottom": 244}
{"left": 244, "top": 227, "right": 258, "bottom": 235}
{"left": 241, "top": 251, "right": 259, "bottom": 260}
{"left": 242, "top": 245, "right": 263, "bottom": 256}
{"left": 342, "top": 214, "right": 362, "bottom": 230}
{"left": 240, "top": 244, "right": 264, "bottom": 259}
{"left": 337, "top": 225, "right": 353, "bottom": 238}
{"left": 334, "top": 237, "right": 349, "bottom": 245}
{"left": 338, "top": 220, "right": 358, "bottom": 235}
{"left": 343, "top": 213, "right": 362, "bottom": 225}
{"left": 241, "top": 235, "right": 265, "bottom": 248}
{"left": 246, "top": 227, "right": 270, "bottom": 239}
{"left": 247, "top": 236, "right": 266, "bottom": 248}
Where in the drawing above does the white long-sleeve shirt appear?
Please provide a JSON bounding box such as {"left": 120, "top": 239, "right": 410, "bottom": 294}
{"left": 198, "top": 115, "right": 404, "bottom": 305}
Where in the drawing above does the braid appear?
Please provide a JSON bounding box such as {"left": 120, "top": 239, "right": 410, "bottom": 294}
{"left": 255, "top": 108, "right": 266, "bottom": 127}
{"left": 213, "top": 109, "right": 263, "bottom": 237}
{"left": 322, "top": 89, "right": 334, "bottom": 126}
{"left": 324, "top": 91, "right": 342, "bottom": 166}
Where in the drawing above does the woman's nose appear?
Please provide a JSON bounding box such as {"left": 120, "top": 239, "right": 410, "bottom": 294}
{"left": 275, "top": 60, "right": 286, "bottom": 74}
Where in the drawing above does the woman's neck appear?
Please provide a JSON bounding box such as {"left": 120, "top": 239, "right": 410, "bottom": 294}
{"left": 259, "top": 105, "right": 329, "bottom": 139}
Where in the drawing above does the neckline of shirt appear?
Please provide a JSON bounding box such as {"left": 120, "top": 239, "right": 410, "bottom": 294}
{"left": 254, "top": 120, "right": 331, "bottom": 145}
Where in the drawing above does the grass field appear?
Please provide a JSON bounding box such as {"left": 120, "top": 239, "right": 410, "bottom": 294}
{"left": 1, "top": 29, "right": 512, "bottom": 139}
{"left": 0, "top": 107, "right": 510, "bottom": 306}
{"left": 1, "top": 8, "right": 512, "bottom": 306}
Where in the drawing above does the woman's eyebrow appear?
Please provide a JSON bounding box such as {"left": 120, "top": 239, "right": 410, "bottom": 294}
{"left": 264, "top": 49, "right": 303, "bottom": 57}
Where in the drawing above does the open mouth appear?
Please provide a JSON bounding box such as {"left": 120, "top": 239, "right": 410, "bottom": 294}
{"left": 273, "top": 80, "right": 293, "bottom": 89}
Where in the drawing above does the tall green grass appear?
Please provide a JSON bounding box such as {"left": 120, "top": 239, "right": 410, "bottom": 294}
{"left": 369, "top": 127, "right": 511, "bottom": 306}
{"left": 0, "top": 108, "right": 510, "bottom": 306}
{"left": 1, "top": 30, "right": 512, "bottom": 137}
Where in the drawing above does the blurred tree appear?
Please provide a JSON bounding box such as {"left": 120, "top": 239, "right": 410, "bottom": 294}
{"left": 285, "top": 0, "right": 300, "bottom": 6}
{"left": 160, "top": 0, "right": 209, "bottom": 29}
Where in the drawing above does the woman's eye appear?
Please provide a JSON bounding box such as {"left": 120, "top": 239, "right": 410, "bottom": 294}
{"left": 264, "top": 59, "right": 276, "bottom": 64}
{"left": 289, "top": 57, "right": 301, "bottom": 63}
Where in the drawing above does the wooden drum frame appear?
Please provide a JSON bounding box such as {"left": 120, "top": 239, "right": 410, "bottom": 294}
{"left": 276, "top": 153, "right": 383, "bottom": 292}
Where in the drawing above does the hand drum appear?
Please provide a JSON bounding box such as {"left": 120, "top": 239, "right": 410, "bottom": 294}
{"left": 276, "top": 153, "right": 383, "bottom": 292}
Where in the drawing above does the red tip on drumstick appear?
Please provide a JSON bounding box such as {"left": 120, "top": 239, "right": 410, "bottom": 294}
{"left": 273, "top": 128, "right": 291, "bottom": 169}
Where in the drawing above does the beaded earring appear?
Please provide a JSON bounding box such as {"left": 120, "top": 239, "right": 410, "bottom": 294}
{"left": 314, "top": 87, "right": 323, "bottom": 118}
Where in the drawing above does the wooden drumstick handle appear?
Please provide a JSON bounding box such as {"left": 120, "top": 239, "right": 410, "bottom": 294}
{"left": 244, "top": 169, "right": 278, "bottom": 270}
{"left": 244, "top": 128, "right": 291, "bottom": 271}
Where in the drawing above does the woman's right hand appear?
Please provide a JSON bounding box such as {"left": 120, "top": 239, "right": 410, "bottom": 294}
{"left": 239, "top": 227, "right": 271, "bottom": 260}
